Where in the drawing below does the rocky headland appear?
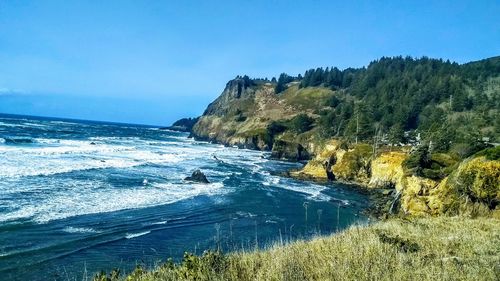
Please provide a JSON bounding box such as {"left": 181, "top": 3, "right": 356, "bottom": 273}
{"left": 186, "top": 56, "right": 500, "bottom": 219}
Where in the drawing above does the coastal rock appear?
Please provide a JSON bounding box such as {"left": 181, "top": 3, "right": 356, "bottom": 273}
{"left": 270, "top": 140, "right": 310, "bottom": 161}
{"left": 369, "top": 151, "right": 407, "bottom": 190}
{"left": 184, "top": 169, "right": 210, "bottom": 183}
{"left": 427, "top": 156, "right": 500, "bottom": 216}
{"left": 191, "top": 78, "right": 288, "bottom": 150}
{"left": 202, "top": 76, "right": 256, "bottom": 116}
{"left": 291, "top": 140, "right": 344, "bottom": 180}
{"left": 163, "top": 117, "right": 200, "bottom": 132}
{"left": 189, "top": 73, "right": 500, "bottom": 219}
{"left": 332, "top": 144, "right": 373, "bottom": 183}
{"left": 190, "top": 76, "right": 325, "bottom": 152}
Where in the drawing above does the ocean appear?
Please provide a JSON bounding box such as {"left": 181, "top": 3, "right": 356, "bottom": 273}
{"left": 0, "top": 114, "right": 369, "bottom": 280}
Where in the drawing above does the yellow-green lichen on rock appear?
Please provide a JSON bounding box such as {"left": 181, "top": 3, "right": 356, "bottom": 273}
{"left": 291, "top": 139, "right": 345, "bottom": 179}
{"left": 428, "top": 156, "right": 500, "bottom": 217}
{"left": 368, "top": 151, "right": 407, "bottom": 190}
{"left": 400, "top": 175, "right": 439, "bottom": 216}
{"left": 293, "top": 137, "right": 499, "bottom": 218}
{"left": 332, "top": 143, "right": 373, "bottom": 183}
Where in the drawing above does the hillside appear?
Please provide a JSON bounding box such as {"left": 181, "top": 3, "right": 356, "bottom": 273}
{"left": 192, "top": 56, "right": 499, "bottom": 160}
{"left": 90, "top": 56, "right": 500, "bottom": 280}
{"left": 188, "top": 56, "right": 500, "bottom": 217}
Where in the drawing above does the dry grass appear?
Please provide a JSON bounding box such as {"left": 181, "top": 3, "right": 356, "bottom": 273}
{"left": 96, "top": 217, "right": 500, "bottom": 281}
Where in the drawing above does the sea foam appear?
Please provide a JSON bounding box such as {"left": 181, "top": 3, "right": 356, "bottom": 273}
{"left": 0, "top": 179, "right": 226, "bottom": 224}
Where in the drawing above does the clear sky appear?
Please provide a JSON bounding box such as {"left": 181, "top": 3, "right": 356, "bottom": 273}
{"left": 0, "top": 0, "right": 498, "bottom": 125}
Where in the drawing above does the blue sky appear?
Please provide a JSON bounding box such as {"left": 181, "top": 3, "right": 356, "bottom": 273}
{"left": 0, "top": 0, "right": 498, "bottom": 125}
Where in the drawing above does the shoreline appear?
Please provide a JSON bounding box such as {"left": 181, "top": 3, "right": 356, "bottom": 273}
{"left": 194, "top": 135, "right": 391, "bottom": 219}
{"left": 115, "top": 216, "right": 500, "bottom": 281}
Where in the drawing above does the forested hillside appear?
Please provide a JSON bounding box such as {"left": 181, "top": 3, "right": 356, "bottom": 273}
{"left": 302, "top": 56, "right": 500, "bottom": 155}
{"left": 191, "top": 56, "right": 499, "bottom": 161}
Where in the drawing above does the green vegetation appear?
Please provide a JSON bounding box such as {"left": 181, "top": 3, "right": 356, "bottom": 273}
{"left": 97, "top": 56, "right": 500, "bottom": 281}
{"left": 475, "top": 146, "right": 500, "bottom": 161}
{"left": 193, "top": 56, "right": 499, "bottom": 166}
{"left": 267, "top": 56, "right": 500, "bottom": 155}
{"left": 95, "top": 217, "right": 500, "bottom": 281}
{"left": 288, "top": 114, "right": 314, "bottom": 134}
{"left": 275, "top": 73, "right": 297, "bottom": 94}
{"left": 281, "top": 86, "right": 335, "bottom": 111}
{"left": 168, "top": 117, "right": 200, "bottom": 132}
{"left": 309, "top": 56, "right": 499, "bottom": 148}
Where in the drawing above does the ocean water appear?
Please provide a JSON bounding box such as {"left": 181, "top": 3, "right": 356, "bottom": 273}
{"left": 0, "top": 114, "right": 370, "bottom": 280}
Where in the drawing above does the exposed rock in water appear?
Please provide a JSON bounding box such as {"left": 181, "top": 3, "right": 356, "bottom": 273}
{"left": 184, "top": 169, "right": 210, "bottom": 183}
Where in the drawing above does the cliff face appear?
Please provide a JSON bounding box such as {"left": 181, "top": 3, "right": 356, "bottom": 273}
{"left": 191, "top": 77, "right": 335, "bottom": 159}
{"left": 188, "top": 56, "right": 500, "bottom": 217}
{"left": 202, "top": 78, "right": 258, "bottom": 116}
{"left": 293, "top": 141, "right": 500, "bottom": 217}
{"left": 192, "top": 78, "right": 285, "bottom": 150}
{"left": 428, "top": 156, "right": 500, "bottom": 217}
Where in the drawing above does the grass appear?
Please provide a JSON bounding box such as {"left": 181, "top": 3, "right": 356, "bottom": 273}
{"left": 95, "top": 217, "right": 500, "bottom": 281}
{"left": 281, "top": 86, "right": 335, "bottom": 111}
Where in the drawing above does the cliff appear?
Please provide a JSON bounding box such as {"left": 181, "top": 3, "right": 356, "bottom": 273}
{"left": 293, "top": 141, "right": 500, "bottom": 217}
{"left": 189, "top": 56, "right": 500, "bottom": 217}
{"left": 191, "top": 76, "right": 335, "bottom": 159}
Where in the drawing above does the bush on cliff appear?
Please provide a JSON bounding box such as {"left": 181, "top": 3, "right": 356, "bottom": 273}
{"left": 475, "top": 145, "right": 500, "bottom": 161}
{"left": 288, "top": 114, "right": 314, "bottom": 134}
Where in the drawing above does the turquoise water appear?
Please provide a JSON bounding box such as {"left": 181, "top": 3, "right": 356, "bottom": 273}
{"left": 0, "top": 114, "right": 370, "bottom": 280}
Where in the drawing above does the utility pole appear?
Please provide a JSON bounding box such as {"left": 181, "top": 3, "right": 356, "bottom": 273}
{"left": 355, "top": 113, "right": 359, "bottom": 144}
{"left": 373, "top": 125, "right": 379, "bottom": 155}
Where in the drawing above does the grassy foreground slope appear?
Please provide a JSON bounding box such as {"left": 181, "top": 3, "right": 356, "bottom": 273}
{"left": 113, "top": 217, "right": 499, "bottom": 281}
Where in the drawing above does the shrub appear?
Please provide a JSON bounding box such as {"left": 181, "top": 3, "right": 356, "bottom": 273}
{"left": 289, "top": 114, "right": 314, "bottom": 134}
{"left": 403, "top": 144, "right": 431, "bottom": 176}
{"left": 475, "top": 146, "right": 500, "bottom": 161}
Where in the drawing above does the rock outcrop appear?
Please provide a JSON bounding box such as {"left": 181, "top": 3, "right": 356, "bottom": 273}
{"left": 191, "top": 77, "right": 281, "bottom": 149}
{"left": 428, "top": 156, "right": 500, "bottom": 217}
{"left": 369, "top": 152, "right": 407, "bottom": 190}
{"left": 293, "top": 139, "right": 500, "bottom": 217}
{"left": 188, "top": 70, "right": 500, "bottom": 219}
{"left": 184, "top": 170, "right": 210, "bottom": 184}
{"left": 270, "top": 140, "right": 310, "bottom": 161}
{"left": 164, "top": 117, "right": 200, "bottom": 132}
{"left": 191, "top": 77, "right": 335, "bottom": 157}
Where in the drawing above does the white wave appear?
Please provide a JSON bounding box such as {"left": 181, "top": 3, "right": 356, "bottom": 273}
{"left": 267, "top": 177, "right": 332, "bottom": 201}
{"left": 0, "top": 138, "right": 185, "bottom": 178}
{"left": 151, "top": 220, "right": 168, "bottom": 225}
{"left": 0, "top": 122, "right": 28, "bottom": 128}
{"left": 0, "top": 180, "right": 226, "bottom": 224}
{"left": 262, "top": 176, "right": 280, "bottom": 186}
{"left": 236, "top": 211, "right": 257, "bottom": 218}
{"left": 63, "top": 226, "right": 101, "bottom": 234}
{"left": 21, "top": 122, "right": 48, "bottom": 128}
{"left": 126, "top": 231, "right": 151, "bottom": 239}
{"left": 330, "top": 198, "right": 350, "bottom": 206}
